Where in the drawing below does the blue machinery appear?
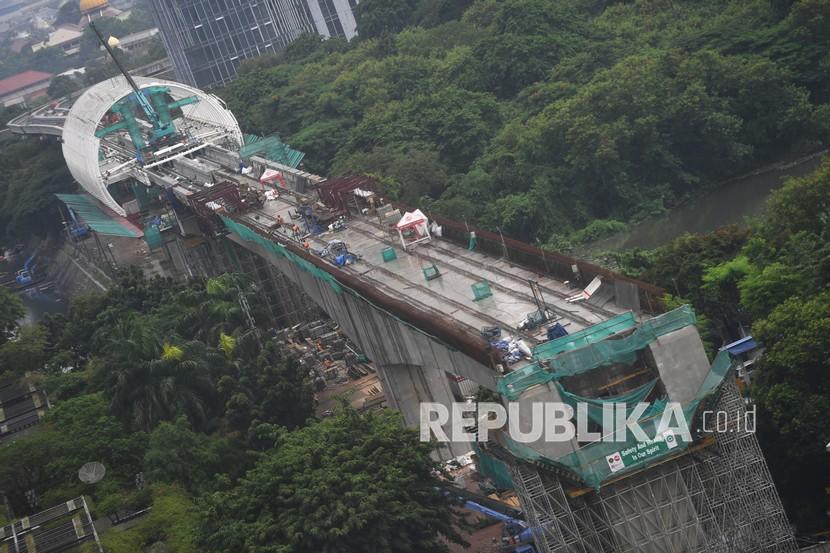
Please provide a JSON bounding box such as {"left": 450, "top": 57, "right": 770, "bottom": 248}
{"left": 67, "top": 207, "right": 89, "bottom": 239}
{"left": 15, "top": 251, "right": 38, "bottom": 286}
{"left": 299, "top": 204, "right": 323, "bottom": 235}
{"left": 89, "top": 21, "right": 199, "bottom": 162}
{"left": 464, "top": 501, "right": 536, "bottom": 552}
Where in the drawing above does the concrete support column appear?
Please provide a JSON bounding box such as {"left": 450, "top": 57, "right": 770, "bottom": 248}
{"left": 375, "top": 363, "right": 470, "bottom": 461}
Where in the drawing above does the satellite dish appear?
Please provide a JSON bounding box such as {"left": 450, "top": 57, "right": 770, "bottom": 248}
{"left": 78, "top": 462, "right": 106, "bottom": 484}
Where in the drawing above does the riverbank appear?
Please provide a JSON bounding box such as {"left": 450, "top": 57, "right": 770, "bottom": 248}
{"left": 580, "top": 150, "right": 828, "bottom": 254}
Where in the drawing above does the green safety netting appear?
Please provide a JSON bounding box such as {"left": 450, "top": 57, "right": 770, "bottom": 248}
{"left": 240, "top": 134, "right": 305, "bottom": 168}
{"left": 55, "top": 194, "right": 143, "bottom": 238}
{"left": 497, "top": 350, "right": 733, "bottom": 489}
{"left": 551, "top": 306, "right": 696, "bottom": 377}
{"left": 132, "top": 182, "right": 155, "bottom": 210}
{"left": 554, "top": 378, "right": 658, "bottom": 426}
{"left": 473, "top": 443, "right": 515, "bottom": 489}
{"left": 220, "top": 216, "right": 343, "bottom": 294}
{"left": 144, "top": 225, "right": 164, "bottom": 249}
{"left": 498, "top": 306, "right": 697, "bottom": 400}
{"left": 532, "top": 311, "right": 637, "bottom": 360}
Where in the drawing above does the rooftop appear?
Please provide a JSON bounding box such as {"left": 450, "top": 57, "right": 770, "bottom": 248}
{"left": 0, "top": 70, "right": 53, "bottom": 97}
{"left": 31, "top": 25, "right": 83, "bottom": 52}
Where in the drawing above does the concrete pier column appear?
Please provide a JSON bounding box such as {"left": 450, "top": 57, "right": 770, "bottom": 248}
{"left": 375, "top": 363, "right": 470, "bottom": 460}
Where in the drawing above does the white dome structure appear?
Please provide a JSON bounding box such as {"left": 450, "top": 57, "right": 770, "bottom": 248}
{"left": 61, "top": 76, "right": 243, "bottom": 216}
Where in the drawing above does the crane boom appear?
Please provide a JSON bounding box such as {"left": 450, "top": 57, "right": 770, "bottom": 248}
{"left": 89, "top": 21, "right": 160, "bottom": 129}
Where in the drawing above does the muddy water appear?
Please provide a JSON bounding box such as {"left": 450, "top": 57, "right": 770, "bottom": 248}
{"left": 584, "top": 152, "right": 827, "bottom": 253}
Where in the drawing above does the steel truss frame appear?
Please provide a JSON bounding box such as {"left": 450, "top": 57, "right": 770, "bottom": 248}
{"left": 509, "top": 381, "right": 797, "bottom": 553}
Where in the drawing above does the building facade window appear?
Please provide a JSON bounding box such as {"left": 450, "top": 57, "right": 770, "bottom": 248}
{"left": 150, "top": 0, "right": 358, "bottom": 90}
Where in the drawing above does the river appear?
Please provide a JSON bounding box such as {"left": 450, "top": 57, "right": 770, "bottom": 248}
{"left": 582, "top": 152, "right": 827, "bottom": 253}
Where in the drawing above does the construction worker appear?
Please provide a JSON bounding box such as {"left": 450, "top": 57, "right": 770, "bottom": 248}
{"left": 292, "top": 224, "right": 301, "bottom": 240}
{"left": 276, "top": 214, "right": 284, "bottom": 227}
{"left": 303, "top": 239, "right": 311, "bottom": 252}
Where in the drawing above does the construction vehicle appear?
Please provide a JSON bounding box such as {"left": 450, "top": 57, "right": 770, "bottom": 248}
{"left": 66, "top": 207, "right": 89, "bottom": 239}
{"left": 15, "top": 251, "right": 39, "bottom": 286}
{"left": 464, "top": 500, "right": 537, "bottom": 553}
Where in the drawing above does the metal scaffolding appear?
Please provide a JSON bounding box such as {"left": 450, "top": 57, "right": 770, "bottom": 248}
{"left": 228, "top": 239, "right": 321, "bottom": 328}
{"left": 507, "top": 381, "right": 797, "bottom": 553}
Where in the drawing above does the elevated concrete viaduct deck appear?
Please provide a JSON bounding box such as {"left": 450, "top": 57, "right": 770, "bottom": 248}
{"left": 5, "top": 86, "right": 663, "bottom": 460}
{"left": 223, "top": 191, "right": 643, "bottom": 457}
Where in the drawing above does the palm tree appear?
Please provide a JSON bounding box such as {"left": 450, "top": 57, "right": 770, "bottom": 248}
{"left": 176, "top": 274, "right": 248, "bottom": 343}
{"left": 99, "top": 318, "right": 220, "bottom": 432}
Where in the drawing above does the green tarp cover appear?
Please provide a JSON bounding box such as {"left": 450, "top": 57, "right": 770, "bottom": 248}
{"left": 473, "top": 443, "right": 514, "bottom": 489}
{"left": 55, "top": 194, "right": 142, "bottom": 238}
{"left": 499, "top": 350, "right": 733, "bottom": 489}
{"left": 555, "top": 378, "right": 659, "bottom": 426}
{"left": 498, "top": 306, "right": 697, "bottom": 400}
{"left": 241, "top": 134, "right": 305, "bottom": 168}
{"left": 220, "top": 215, "right": 342, "bottom": 294}
{"left": 533, "top": 311, "right": 637, "bottom": 360}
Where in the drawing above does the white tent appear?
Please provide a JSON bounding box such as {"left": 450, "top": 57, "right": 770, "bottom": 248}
{"left": 395, "top": 209, "right": 431, "bottom": 250}
{"left": 260, "top": 168, "right": 283, "bottom": 186}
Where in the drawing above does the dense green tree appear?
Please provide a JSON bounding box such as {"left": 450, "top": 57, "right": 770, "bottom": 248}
{"left": 55, "top": 1, "right": 81, "bottom": 26}
{"left": 199, "top": 408, "right": 463, "bottom": 553}
{"left": 102, "top": 335, "right": 220, "bottom": 432}
{"left": 0, "top": 394, "right": 146, "bottom": 514}
{"left": 355, "top": 0, "right": 420, "bottom": 38}
{"left": 0, "top": 140, "right": 74, "bottom": 241}
{"left": 219, "top": 0, "right": 829, "bottom": 239}
{"left": 174, "top": 274, "right": 256, "bottom": 342}
{"left": 0, "top": 286, "right": 24, "bottom": 345}
{"left": 219, "top": 339, "right": 314, "bottom": 433}
{"left": 641, "top": 226, "right": 750, "bottom": 304}
{"left": 48, "top": 75, "right": 83, "bottom": 99}
{"left": 0, "top": 325, "right": 48, "bottom": 376}
{"left": 144, "top": 417, "right": 251, "bottom": 494}
{"left": 752, "top": 293, "right": 830, "bottom": 531}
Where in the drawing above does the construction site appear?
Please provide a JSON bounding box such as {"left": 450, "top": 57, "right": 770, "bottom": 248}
{"left": 4, "top": 24, "right": 801, "bottom": 553}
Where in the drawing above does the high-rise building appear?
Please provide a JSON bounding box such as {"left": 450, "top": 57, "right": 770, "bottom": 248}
{"left": 149, "top": 0, "right": 358, "bottom": 90}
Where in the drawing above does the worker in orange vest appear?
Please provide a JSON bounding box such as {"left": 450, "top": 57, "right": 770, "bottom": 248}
{"left": 303, "top": 239, "right": 311, "bottom": 251}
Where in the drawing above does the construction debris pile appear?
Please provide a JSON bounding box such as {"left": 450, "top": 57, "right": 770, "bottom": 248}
{"left": 276, "top": 318, "right": 376, "bottom": 389}
{"left": 481, "top": 327, "right": 532, "bottom": 366}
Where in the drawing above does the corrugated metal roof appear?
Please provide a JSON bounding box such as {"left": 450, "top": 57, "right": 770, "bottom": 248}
{"left": 0, "top": 70, "right": 53, "bottom": 96}
{"left": 55, "top": 193, "right": 143, "bottom": 237}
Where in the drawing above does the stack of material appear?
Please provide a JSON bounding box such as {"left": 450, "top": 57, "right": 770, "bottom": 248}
{"left": 281, "top": 318, "right": 375, "bottom": 387}
{"left": 490, "top": 336, "right": 532, "bottom": 365}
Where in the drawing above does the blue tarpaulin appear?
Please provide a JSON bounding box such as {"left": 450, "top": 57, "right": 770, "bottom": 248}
{"left": 722, "top": 336, "right": 758, "bottom": 356}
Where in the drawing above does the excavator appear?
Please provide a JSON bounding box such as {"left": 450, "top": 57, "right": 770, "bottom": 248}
{"left": 464, "top": 500, "right": 537, "bottom": 553}
{"left": 15, "top": 250, "right": 39, "bottom": 287}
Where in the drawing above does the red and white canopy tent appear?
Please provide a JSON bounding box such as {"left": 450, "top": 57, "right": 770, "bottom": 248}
{"left": 260, "top": 168, "right": 287, "bottom": 188}
{"left": 396, "top": 209, "right": 431, "bottom": 250}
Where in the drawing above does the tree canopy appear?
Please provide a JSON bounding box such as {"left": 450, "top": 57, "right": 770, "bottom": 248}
{"left": 221, "top": 0, "right": 830, "bottom": 242}
{"left": 0, "top": 270, "right": 460, "bottom": 551}
{"left": 616, "top": 157, "right": 830, "bottom": 530}
{"left": 199, "top": 408, "right": 463, "bottom": 553}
